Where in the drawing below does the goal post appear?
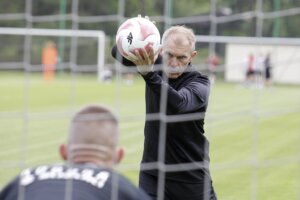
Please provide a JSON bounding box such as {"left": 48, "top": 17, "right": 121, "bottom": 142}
{"left": 0, "top": 27, "right": 106, "bottom": 81}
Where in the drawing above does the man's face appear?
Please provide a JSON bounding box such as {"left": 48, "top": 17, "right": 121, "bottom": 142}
{"left": 161, "top": 36, "right": 197, "bottom": 79}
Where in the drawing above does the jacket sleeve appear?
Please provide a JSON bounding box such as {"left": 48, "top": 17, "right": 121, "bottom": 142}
{"left": 142, "top": 71, "right": 210, "bottom": 114}
{"left": 111, "top": 45, "right": 136, "bottom": 66}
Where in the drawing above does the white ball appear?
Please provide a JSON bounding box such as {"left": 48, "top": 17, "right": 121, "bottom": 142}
{"left": 116, "top": 17, "right": 161, "bottom": 57}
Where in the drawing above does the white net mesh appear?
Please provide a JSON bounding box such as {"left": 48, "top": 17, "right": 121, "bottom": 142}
{"left": 0, "top": 0, "right": 300, "bottom": 200}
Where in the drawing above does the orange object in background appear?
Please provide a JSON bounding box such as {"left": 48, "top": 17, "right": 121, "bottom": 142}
{"left": 42, "top": 41, "right": 58, "bottom": 82}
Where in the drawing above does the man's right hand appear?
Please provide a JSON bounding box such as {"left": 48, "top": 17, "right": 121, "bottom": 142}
{"left": 125, "top": 43, "right": 161, "bottom": 75}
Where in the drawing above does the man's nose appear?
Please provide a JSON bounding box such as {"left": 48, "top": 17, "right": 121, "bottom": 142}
{"left": 169, "top": 57, "right": 179, "bottom": 67}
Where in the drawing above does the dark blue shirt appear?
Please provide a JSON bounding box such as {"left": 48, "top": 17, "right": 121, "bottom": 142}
{"left": 0, "top": 164, "right": 151, "bottom": 200}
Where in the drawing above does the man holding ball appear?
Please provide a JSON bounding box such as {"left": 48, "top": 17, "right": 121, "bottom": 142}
{"left": 112, "top": 19, "right": 217, "bottom": 200}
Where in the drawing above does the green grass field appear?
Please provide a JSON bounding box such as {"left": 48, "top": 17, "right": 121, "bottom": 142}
{"left": 0, "top": 71, "right": 299, "bottom": 200}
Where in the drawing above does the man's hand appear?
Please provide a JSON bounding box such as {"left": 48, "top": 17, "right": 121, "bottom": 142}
{"left": 125, "top": 43, "right": 161, "bottom": 75}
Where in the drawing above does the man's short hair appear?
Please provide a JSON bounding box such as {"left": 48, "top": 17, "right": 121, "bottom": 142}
{"left": 72, "top": 105, "right": 118, "bottom": 124}
{"left": 162, "top": 25, "right": 196, "bottom": 51}
{"left": 68, "top": 105, "right": 119, "bottom": 159}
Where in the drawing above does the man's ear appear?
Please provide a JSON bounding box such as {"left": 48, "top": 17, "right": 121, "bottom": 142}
{"left": 115, "top": 147, "right": 124, "bottom": 164}
{"left": 59, "top": 144, "right": 68, "bottom": 161}
{"left": 191, "top": 50, "right": 197, "bottom": 59}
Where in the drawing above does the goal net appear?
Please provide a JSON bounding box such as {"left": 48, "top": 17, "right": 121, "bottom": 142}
{"left": 0, "top": 0, "right": 300, "bottom": 200}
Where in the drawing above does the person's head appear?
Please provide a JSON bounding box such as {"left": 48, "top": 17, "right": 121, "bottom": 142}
{"left": 59, "top": 105, "right": 124, "bottom": 168}
{"left": 161, "top": 25, "right": 197, "bottom": 79}
{"left": 45, "top": 41, "right": 56, "bottom": 48}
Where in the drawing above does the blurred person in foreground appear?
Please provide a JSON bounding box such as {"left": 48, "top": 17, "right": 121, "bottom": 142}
{"left": 112, "top": 21, "right": 217, "bottom": 200}
{"left": 0, "top": 104, "right": 151, "bottom": 200}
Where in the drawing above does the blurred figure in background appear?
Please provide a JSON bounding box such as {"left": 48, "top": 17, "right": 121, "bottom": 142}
{"left": 245, "top": 53, "right": 255, "bottom": 86}
{"left": 254, "top": 53, "right": 265, "bottom": 88}
{"left": 264, "top": 52, "right": 273, "bottom": 87}
{"left": 206, "top": 53, "right": 220, "bottom": 84}
{"left": 42, "top": 41, "right": 58, "bottom": 83}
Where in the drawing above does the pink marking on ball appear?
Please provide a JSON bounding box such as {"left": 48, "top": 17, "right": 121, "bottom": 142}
{"left": 138, "top": 21, "right": 157, "bottom": 40}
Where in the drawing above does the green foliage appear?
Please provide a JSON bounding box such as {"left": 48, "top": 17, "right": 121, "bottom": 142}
{"left": 172, "top": 0, "right": 210, "bottom": 17}
{"left": 0, "top": 0, "right": 299, "bottom": 37}
{"left": 0, "top": 0, "right": 299, "bottom": 65}
{"left": 78, "top": 0, "right": 118, "bottom": 16}
{"left": 0, "top": 0, "right": 24, "bottom": 13}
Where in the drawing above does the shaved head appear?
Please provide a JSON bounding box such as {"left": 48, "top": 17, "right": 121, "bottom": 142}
{"left": 66, "top": 105, "right": 119, "bottom": 165}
